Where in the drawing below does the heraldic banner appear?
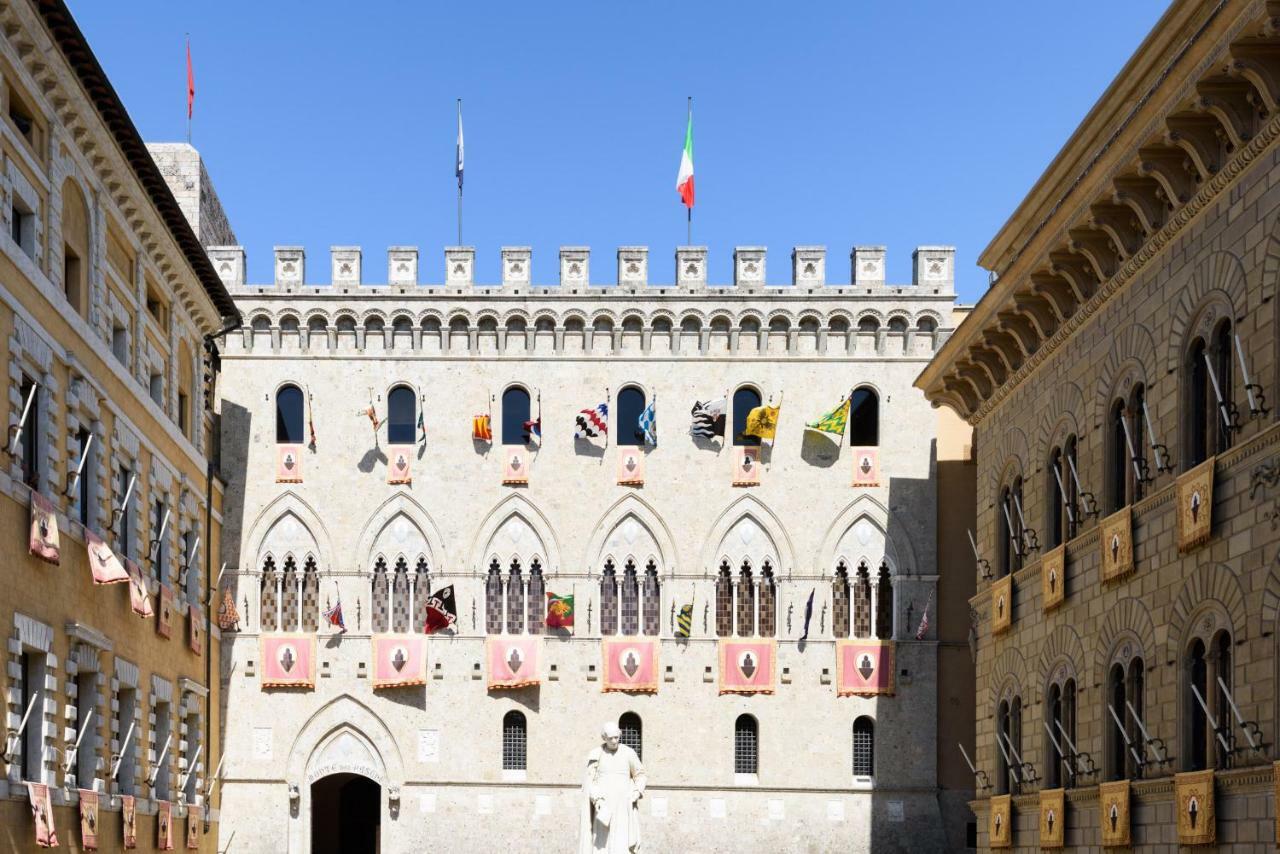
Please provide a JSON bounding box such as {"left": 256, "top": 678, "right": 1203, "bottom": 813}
{"left": 85, "top": 529, "right": 129, "bottom": 585}
{"left": 29, "top": 490, "right": 60, "bottom": 564}
{"left": 26, "top": 781, "right": 58, "bottom": 847}
{"left": 1041, "top": 545, "right": 1065, "bottom": 611}
{"left": 617, "top": 447, "right": 645, "bottom": 486}
{"left": 1176, "top": 457, "right": 1214, "bottom": 552}
{"left": 157, "top": 799, "right": 174, "bottom": 850}
{"left": 836, "top": 639, "right": 894, "bottom": 696}
{"left": 125, "top": 558, "right": 154, "bottom": 618}
{"left": 387, "top": 445, "right": 413, "bottom": 485}
{"left": 189, "top": 609, "right": 204, "bottom": 656}
{"left": 78, "top": 789, "right": 99, "bottom": 849}
{"left": 260, "top": 634, "right": 317, "bottom": 688}
{"left": 1099, "top": 507, "right": 1133, "bottom": 583}
{"left": 732, "top": 446, "right": 761, "bottom": 487}
{"left": 1039, "top": 787, "right": 1064, "bottom": 849}
{"left": 186, "top": 805, "right": 200, "bottom": 849}
{"left": 121, "top": 793, "right": 137, "bottom": 848}
{"left": 1175, "top": 769, "right": 1215, "bottom": 846}
{"left": 276, "top": 444, "right": 303, "bottom": 483}
{"left": 487, "top": 635, "right": 541, "bottom": 689}
{"left": 371, "top": 634, "right": 428, "bottom": 689}
{"left": 991, "top": 574, "right": 1012, "bottom": 635}
{"left": 988, "top": 793, "right": 1011, "bottom": 848}
{"left": 718, "top": 638, "right": 776, "bottom": 695}
{"left": 1098, "top": 779, "right": 1130, "bottom": 847}
{"left": 157, "top": 584, "right": 175, "bottom": 639}
{"left": 502, "top": 446, "right": 530, "bottom": 485}
{"left": 601, "top": 638, "right": 659, "bottom": 693}
{"left": 851, "top": 447, "right": 880, "bottom": 487}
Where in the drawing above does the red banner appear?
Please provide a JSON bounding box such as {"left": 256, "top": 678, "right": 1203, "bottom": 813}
{"left": 189, "top": 608, "right": 204, "bottom": 656}
{"left": 125, "top": 559, "right": 154, "bottom": 618}
{"left": 836, "top": 639, "right": 895, "bottom": 696}
{"left": 387, "top": 445, "right": 413, "bottom": 484}
{"left": 371, "top": 634, "right": 427, "bottom": 688}
{"left": 276, "top": 444, "right": 303, "bottom": 483}
{"left": 78, "top": 789, "right": 98, "bottom": 850}
{"left": 25, "top": 782, "right": 58, "bottom": 847}
{"left": 85, "top": 529, "right": 129, "bottom": 585}
{"left": 28, "top": 491, "right": 60, "bottom": 564}
{"left": 186, "top": 806, "right": 200, "bottom": 849}
{"left": 157, "top": 584, "right": 175, "bottom": 639}
{"left": 601, "top": 639, "right": 659, "bottom": 693}
{"left": 260, "top": 634, "right": 317, "bottom": 688}
{"left": 718, "top": 639, "right": 776, "bottom": 694}
{"left": 486, "top": 636, "right": 541, "bottom": 688}
{"left": 121, "top": 794, "right": 137, "bottom": 848}
{"left": 157, "top": 800, "right": 174, "bottom": 850}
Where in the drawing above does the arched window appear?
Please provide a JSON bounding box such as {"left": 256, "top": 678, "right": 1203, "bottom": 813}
{"left": 849, "top": 387, "right": 879, "bottom": 446}
{"left": 1045, "top": 677, "right": 1076, "bottom": 789}
{"left": 757, "top": 561, "right": 776, "bottom": 638}
{"left": 1186, "top": 321, "right": 1235, "bottom": 467}
{"left": 526, "top": 559, "right": 545, "bottom": 635}
{"left": 621, "top": 560, "right": 640, "bottom": 635}
{"left": 276, "top": 384, "right": 304, "bottom": 443}
{"left": 995, "top": 694, "right": 1022, "bottom": 795}
{"left": 371, "top": 557, "right": 390, "bottom": 633}
{"left": 386, "top": 386, "right": 416, "bottom": 444}
{"left": 600, "top": 559, "right": 619, "bottom": 636}
{"left": 502, "top": 711, "right": 527, "bottom": 771}
{"left": 412, "top": 557, "right": 432, "bottom": 631}
{"left": 616, "top": 386, "right": 647, "bottom": 447}
{"left": 732, "top": 386, "right": 762, "bottom": 447}
{"left": 736, "top": 561, "right": 755, "bottom": 637}
{"left": 392, "top": 556, "right": 410, "bottom": 632}
{"left": 259, "top": 556, "right": 278, "bottom": 632}
{"left": 857, "top": 316, "right": 880, "bottom": 333}
{"left": 301, "top": 556, "right": 319, "bottom": 632}
{"left": 853, "top": 562, "right": 872, "bottom": 638}
{"left": 997, "top": 479, "right": 1024, "bottom": 578}
{"left": 619, "top": 712, "right": 642, "bottom": 759}
{"left": 485, "top": 559, "right": 503, "bottom": 634}
{"left": 734, "top": 715, "right": 758, "bottom": 775}
{"left": 852, "top": 717, "right": 875, "bottom": 778}
{"left": 280, "top": 556, "right": 299, "bottom": 631}
{"left": 1104, "top": 655, "right": 1144, "bottom": 781}
{"left": 502, "top": 386, "right": 531, "bottom": 445}
{"left": 641, "top": 560, "right": 661, "bottom": 636}
{"left": 1184, "top": 628, "right": 1232, "bottom": 771}
{"left": 1046, "top": 435, "right": 1079, "bottom": 548}
{"left": 832, "top": 562, "right": 851, "bottom": 638}
{"left": 506, "top": 559, "right": 525, "bottom": 635}
{"left": 715, "top": 561, "right": 733, "bottom": 637}
{"left": 874, "top": 563, "right": 893, "bottom": 640}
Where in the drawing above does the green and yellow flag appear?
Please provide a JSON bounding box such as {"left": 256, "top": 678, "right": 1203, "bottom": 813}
{"left": 675, "top": 600, "right": 694, "bottom": 638}
{"left": 806, "top": 396, "right": 850, "bottom": 437}
{"left": 743, "top": 405, "right": 781, "bottom": 443}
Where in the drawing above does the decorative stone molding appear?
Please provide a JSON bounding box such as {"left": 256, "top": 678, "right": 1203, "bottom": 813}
{"left": 792, "top": 246, "right": 825, "bottom": 287}
{"left": 65, "top": 622, "right": 113, "bottom": 652}
{"left": 207, "top": 246, "right": 246, "bottom": 287}
{"left": 734, "top": 246, "right": 766, "bottom": 287}
{"left": 388, "top": 247, "right": 418, "bottom": 286}
{"left": 617, "top": 246, "right": 648, "bottom": 287}
{"left": 852, "top": 246, "right": 886, "bottom": 285}
{"left": 912, "top": 245, "right": 955, "bottom": 290}
{"left": 331, "top": 246, "right": 361, "bottom": 286}
{"left": 675, "top": 246, "right": 707, "bottom": 287}
{"left": 559, "top": 246, "right": 589, "bottom": 288}
{"left": 274, "top": 246, "right": 305, "bottom": 287}
{"left": 444, "top": 247, "right": 473, "bottom": 287}
{"left": 501, "top": 247, "right": 531, "bottom": 288}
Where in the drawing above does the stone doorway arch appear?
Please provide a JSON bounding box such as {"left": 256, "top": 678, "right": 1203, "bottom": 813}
{"left": 311, "top": 772, "right": 381, "bottom": 854}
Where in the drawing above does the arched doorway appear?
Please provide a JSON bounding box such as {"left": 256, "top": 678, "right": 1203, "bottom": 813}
{"left": 310, "top": 773, "right": 380, "bottom": 854}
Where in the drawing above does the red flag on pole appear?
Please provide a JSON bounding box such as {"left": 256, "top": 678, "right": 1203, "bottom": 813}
{"left": 186, "top": 38, "right": 195, "bottom": 120}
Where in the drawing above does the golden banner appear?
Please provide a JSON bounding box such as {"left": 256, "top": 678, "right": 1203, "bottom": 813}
{"left": 1039, "top": 787, "right": 1064, "bottom": 848}
{"left": 1041, "top": 545, "right": 1065, "bottom": 611}
{"left": 1098, "top": 779, "right": 1130, "bottom": 847}
{"left": 989, "top": 794, "right": 1012, "bottom": 848}
{"left": 1175, "top": 769, "right": 1215, "bottom": 845}
{"left": 1099, "top": 507, "right": 1133, "bottom": 584}
{"left": 1175, "top": 457, "right": 1214, "bottom": 552}
{"left": 991, "top": 575, "right": 1012, "bottom": 635}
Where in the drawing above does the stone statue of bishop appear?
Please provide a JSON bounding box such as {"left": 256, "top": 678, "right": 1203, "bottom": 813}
{"left": 579, "top": 722, "right": 645, "bottom": 854}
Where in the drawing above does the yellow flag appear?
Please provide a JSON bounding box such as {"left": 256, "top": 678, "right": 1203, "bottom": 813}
{"left": 744, "top": 405, "right": 781, "bottom": 442}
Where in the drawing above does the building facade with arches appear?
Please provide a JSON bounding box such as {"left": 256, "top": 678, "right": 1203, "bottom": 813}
{"left": 213, "top": 242, "right": 973, "bottom": 851}
{"left": 918, "top": 0, "right": 1280, "bottom": 848}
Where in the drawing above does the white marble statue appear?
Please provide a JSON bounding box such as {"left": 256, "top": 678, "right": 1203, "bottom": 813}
{"left": 578, "top": 722, "right": 646, "bottom": 854}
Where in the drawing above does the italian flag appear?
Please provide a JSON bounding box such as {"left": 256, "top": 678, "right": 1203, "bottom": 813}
{"left": 676, "top": 109, "right": 694, "bottom": 208}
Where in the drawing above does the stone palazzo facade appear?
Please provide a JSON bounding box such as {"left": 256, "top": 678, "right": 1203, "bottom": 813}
{"left": 214, "top": 240, "right": 973, "bottom": 852}
{"left": 919, "top": 0, "right": 1280, "bottom": 849}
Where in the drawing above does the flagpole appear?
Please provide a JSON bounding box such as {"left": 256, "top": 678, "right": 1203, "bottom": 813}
{"left": 456, "top": 98, "right": 463, "bottom": 247}
{"left": 686, "top": 96, "right": 692, "bottom": 245}
{"left": 186, "top": 35, "right": 192, "bottom": 144}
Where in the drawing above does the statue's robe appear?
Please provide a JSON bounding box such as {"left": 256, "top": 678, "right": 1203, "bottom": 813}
{"left": 579, "top": 744, "right": 645, "bottom": 854}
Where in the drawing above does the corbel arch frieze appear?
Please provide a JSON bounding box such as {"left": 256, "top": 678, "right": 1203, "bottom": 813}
{"left": 1137, "top": 145, "right": 1197, "bottom": 205}
{"left": 943, "top": 375, "right": 981, "bottom": 415}
{"left": 1111, "top": 174, "right": 1168, "bottom": 234}
{"left": 1012, "top": 292, "right": 1059, "bottom": 339}
{"left": 955, "top": 360, "right": 994, "bottom": 399}
{"left": 969, "top": 344, "right": 1010, "bottom": 386}
{"left": 1193, "top": 79, "right": 1259, "bottom": 150}
{"left": 1029, "top": 271, "right": 1078, "bottom": 320}
{"left": 1088, "top": 203, "right": 1146, "bottom": 258}
{"left": 1227, "top": 42, "right": 1280, "bottom": 113}
{"left": 1163, "top": 114, "right": 1225, "bottom": 178}
{"left": 1064, "top": 229, "right": 1118, "bottom": 283}
{"left": 989, "top": 320, "right": 1033, "bottom": 363}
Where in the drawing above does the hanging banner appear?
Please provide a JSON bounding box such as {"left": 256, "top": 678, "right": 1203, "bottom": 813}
{"left": 1039, "top": 787, "right": 1064, "bottom": 849}
{"left": 502, "top": 446, "right": 529, "bottom": 485}
{"left": 25, "top": 782, "right": 58, "bottom": 847}
{"left": 835, "top": 639, "right": 895, "bottom": 696}
{"left": 387, "top": 445, "right": 413, "bottom": 485}
{"left": 991, "top": 575, "right": 1012, "bottom": 635}
{"left": 85, "top": 529, "right": 129, "bottom": 585}
{"left": 732, "top": 446, "right": 761, "bottom": 487}
{"left": 1098, "top": 779, "right": 1130, "bottom": 847}
{"left": 717, "top": 638, "right": 776, "bottom": 695}
{"left": 276, "top": 444, "right": 303, "bottom": 483}
{"left": 616, "top": 447, "right": 645, "bottom": 486}
{"left": 186, "top": 806, "right": 200, "bottom": 849}
{"left": 217, "top": 588, "right": 240, "bottom": 632}
{"left": 371, "top": 634, "right": 428, "bottom": 689}
{"left": 189, "top": 608, "right": 204, "bottom": 656}
{"left": 988, "top": 794, "right": 1011, "bottom": 848}
{"left": 78, "top": 789, "right": 99, "bottom": 850}
{"left": 487, "top": 636, "right": 541, "bottom": 689}
{"left": 1175, "top": 769, "right": 1215, "bottom": 846}
{"left": 601, "top": 638, "right": 659, "bottom": 693}
{"left": 125, "top": 559, "right": 154, "bottom": 618}
{"left": 121, "top": 793, "right": 138, "bottom": 848}
{"left": 1099, "top": 507, "right": 1133, "bottom": 583}
{"left": 1041, "top": 545, "right": 1065, "bottom": 612}
{"left": 851, "top": 447, "right": 880, "bottom": 487}
{"left": 260, "top": 634, "right": 317, "bottom": 689}
{"left": 157, "top": 799, "right": 175, "bottom": 850}
{"left": 1176, "top": 457, "right": 1214, "bottom": 552}
{"left": 28, "top": 490, "right": 60, "bottom": 564}
{"left": 157, "top": 584, "right": 175, "bottom": 639}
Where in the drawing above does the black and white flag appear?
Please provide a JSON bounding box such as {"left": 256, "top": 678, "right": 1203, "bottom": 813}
{"left": 690, "top": 397, "right": 726, "bottom": 438}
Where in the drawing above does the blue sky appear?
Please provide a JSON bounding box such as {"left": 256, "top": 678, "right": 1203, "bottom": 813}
{"left": 70, "top": 1, "right": 1169, "bottom": 303}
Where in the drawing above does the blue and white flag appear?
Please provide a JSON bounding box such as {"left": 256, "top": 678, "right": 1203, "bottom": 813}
{"left": 455, "top": 100, "right": 464, "bottom": 190}
{"left": 638, "top": 401, "right": 657, "bottom": 446}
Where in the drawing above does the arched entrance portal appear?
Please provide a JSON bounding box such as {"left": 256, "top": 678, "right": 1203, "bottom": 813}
{"left": 310, "top": 773, "right": 380, "bottom": 854}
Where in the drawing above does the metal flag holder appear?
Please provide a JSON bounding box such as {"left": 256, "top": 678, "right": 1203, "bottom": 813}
{"left": 1190, "top": 679, "right": 1268, "bottom": 766}
{"left": 2, "top": 380, "right": 38, "bottom": 459}
{"left": 1107, "top": 703, "right": 1148, "bottom": 775}
{"left": 176, "top": 743, "right": 203, "bottom": 815}
{"left": 1052, "top": 718, "right": 1097, "bottom": 782}
{"left": 1000, "top": 730, "right": 1039, "bottom": 790}
{"left": 957, "top": 742, "right": 991, "bottom": 793}
{"left": 179, "top": 536, "right": 201, "bottom": 590}
{"left": 1012, "top": 492, "right": 1040, "bottom": 554}
{"left": 1066, "top": 453, "right": 1100, "bottom": 520}
{"left": 148, "top": 507, "right": 171, "bottom": 565}
{"left": 1, "top": 689, "right": 41, "bottom": 764}
{"left": 65, "top": 431, "right": 95, "bottom": 497}
{"left": 1119, "top": 411, "right": 1155, "bottom": 486}
{"left": 1140, "top": 397, "right": 1175, "bottom": 476}
{"left": 1203, "top": 351, "right": 1244, "bottom": 436}
{"left": 1234, "top": 333, "right": 1269, "bottom": 419}
{"left": 967, "top": 529, "right": 993, "bottom": 580}
{"left": 60, "top": 707, "right": 94, "bottom": 790}
{"left": 108, "top": 718, "right": 137, "bottom": 806}
{"left": 146, "top": 733, "right": 173, "bottom": 796}
{"left": 111, "top": 473, "right": 137, "bottom": 534}
{"left": 1124, "top": 699, "right": 1173, "bottom": 772}
{"left": 994, "top": 731, "right": 1023, "bottom": 793}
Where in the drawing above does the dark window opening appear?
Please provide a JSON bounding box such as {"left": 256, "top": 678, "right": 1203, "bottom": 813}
{"left": 849, "top": 387, "right": 879, "bottom": 446}
{"left": 502, "top": 387, "right": 531, "bottom": 445}
{"left": 502, "top": 711, "right": 527, "bottom": 771}
{"left": 18, "top": 375, "right": 38, "bottom": 489}
{"left": 619, "top": 712, "right": 642, "bottom": 759}
{"left": 276, "top": 385, "right": 305, "bottom": 444}
{"left": 734, "top": 715, "right": 758, "bottom": 775}
{"left": 852, "top": 717, "right": 874, "bottom": 777}
{"left": 387, "top": 386, "right": 416, "bottom": 444}
{"left": 732, "top": 386, "right": 762, "bottom": 447}
{"left": 616, "top": 386, "right": 646, "bottom": 446}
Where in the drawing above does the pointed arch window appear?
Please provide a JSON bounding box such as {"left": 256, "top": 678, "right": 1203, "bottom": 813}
{"left": 619, "top": 712, "right": 642, "bottom": 759}
{"left": 852, "top": 717, "right": 875, "bottom": 778}
{"left": 736, "top": 561, "right": 755, "bottom": 637}
{"left": 506, "top": 559, "right": 525, "bottom": 635}
{"left": 853, "top": 562, "right": 872, "bottom": 638}
{"left": 621, "top": 559, "right": 640, "bottom": 635}
{"left": 371, "top": 557, "right": 390, "bottom": 633}
{"left": 757, "top": 561, "right": 777, "bottom": 638}
{"left": 392, "top": 556, "right": 411, "bottom": 632}
{"left": 641, "top": 560, "right": 661, "bottom": 636}
{"left": 874, "top": 563, "right": 893, "bottom": 640}
{"left": 276, "top": 384, "right": 304, "bottom": 444}
{"left": 485, "top": 559, "right": 504, "bottom": 634}
{"left": 832, "top": 562, "right": 851, "bottom": 638}
{"left": 617, "top": 386, "right": 647, "bottom": 447}
{"left": 526, "top": 559, "right": 545, "bottom": 635}
{"left": 280, "top": 556, "right": 299, "bottom": 631}
{"left": 732, "top": 386, "right": 762, "bottom": 447}
{"left": 387, "top": 385, "right": 417, "bottom": 444}
{"left": 849, "top": 387, "right": 879, "bottom": 446}
{"left": 600, "top": 559, "right": 619, "bottom": 636}
{"left": 301, "top": 556, "right": 319, "bottom": 632}
{"left": 502, "top": 386, "right": 532, "bottom": 445}
{"left": 412, "top": 557, "right": 431, "bottom": 630}
{"left": 259, "top": 556, "right": 278, "bottom": 632}
{"left": 715, "top": 561, "right": 734, "bottom": 637}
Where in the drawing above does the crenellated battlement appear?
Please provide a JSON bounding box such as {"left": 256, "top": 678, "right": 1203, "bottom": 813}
{"left": 209, "top": 243, "right": 956, "bottom": 294}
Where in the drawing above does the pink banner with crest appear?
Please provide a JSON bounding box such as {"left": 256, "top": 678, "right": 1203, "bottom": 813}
{"left": 157, "top": 800, "right": 174, "bottom": 850}
{"left": 121, "top": 794, "right": 137, "bottom": 848}
{"left": 25, "top": 782, "right": 58, "bottom": 847}
{"left": 851, "top": 447, "right": 880, "bottom": 487}
{"left": 387, "top": 446, "right": 413, "bottom": 484}
{"left": 125, "top": 559, "right": 154, "bottom": 618}
{"left": 157, "top": 584, "right": 175, "bottom": 638}
{"left": 371, "top": 634, "right": 427, "bottom": 688}
{"left": 260, "top": 634, "right": 317, "bottom": 688}
{"left": 601, "top": 638, "right": 659, "bottom": 693}
{"left": 486, "top": 635, "right": 541, "bottom": 688}
{"left": 85, "top": 529, "right": 129, "bottom": 585}
{"left": 78, "top": 789, "right": 99, "bottom": 849}
{"left": 276, "top": 444, "right": 303, "bottom": 483}
{"left": 28, "top": 491, "right": 60, "bottom": 564}
{"left": 718, "top": 639, "right": 776, "bottom": 694}
{"left": 836, "top": 639, "right": 895, "bottom": 696}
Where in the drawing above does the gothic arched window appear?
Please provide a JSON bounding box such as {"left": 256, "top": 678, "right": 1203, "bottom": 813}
{"left": 600, "top": 559, "right": 619, "bottom": 636}
{"left": 485, "top": 559, "right": 503, "bottom": 634}
{"left": 502, "top": 386, "right": 532, "bottom": 446}
{"left": 736, "top": 561, "right": 755, "bottom": 637}
{"left": 734, "top": 714, "right": 758, "bottom": 775}
{"left": 502, "top": 711, "right": 527, "bottom": 771}
{"left": 874, "top": 563, "right": 893, "bottom": 640}
{"left": 715, "top": 561, "right": 733, "bottom": 637}
{"left": 832, "top": 562, "right": 851, "bottom": 638}
{"left": 849, "top": 387, "right": 879, "bottom": 446}
{"left": 621, "top": 560, "right": 640, "bottom": 636}
{"left": 757, "top": 561, "right": 776, "bottom": 638}
{"left": 506, "top": 559, "right": 525, "bottom": 635}
{"left": 259, "top": 556, "right": 278, "bottom": 632}
{"left": 275, "top": 384, "right": 304, "bottom": 444}
{"left": 641, "top": 560, "right": 661, "bottom": 636}
{"left": 852, "top": 717, "right": 875, "bottom": 778}
{"left": 387, "top": 385, "right": 417, "bottom": 444}
{"left": 371, "top": 557, "right": 390, "bottom": 633}
{"left": 526, "top": 558, "right": 545, "bottom": 635}
{"left": 616, "top": 386, "right": 647, "bottom": 447}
